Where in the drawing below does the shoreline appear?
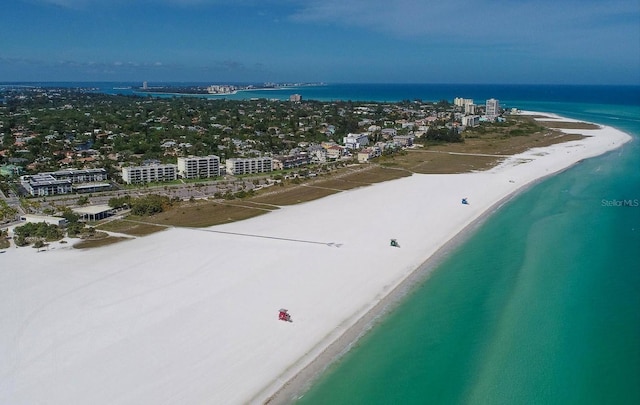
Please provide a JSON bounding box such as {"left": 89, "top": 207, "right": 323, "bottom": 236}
{"left": 0, "top": 112, "right": 632, "bottom": 405}
{"left": 260, "top": 111, "right": 634, "bottom": 404}
{"left": 261, "top": 172, "right": 580, "bottom": 405}
{"left": 263, "top": 189, "right": 511, "bottom": 404}
{"left": 130, "top": 85, "right": 321, "bottom": 98}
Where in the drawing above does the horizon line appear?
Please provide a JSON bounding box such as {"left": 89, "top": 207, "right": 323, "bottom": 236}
{"left": 1, "top": 81, "right": 639, "bottom": 87}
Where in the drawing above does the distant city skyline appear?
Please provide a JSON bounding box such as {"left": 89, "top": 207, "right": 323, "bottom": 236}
{"left": 2, "top": 0, "right": 639, "bottom": 85}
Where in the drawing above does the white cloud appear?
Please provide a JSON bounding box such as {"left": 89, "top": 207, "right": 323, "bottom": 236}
{"left": 289, "top": 0, "right": 640, "bottom": 48}
{"left": 31, "top": 0, "right": 277, "bottom": 8}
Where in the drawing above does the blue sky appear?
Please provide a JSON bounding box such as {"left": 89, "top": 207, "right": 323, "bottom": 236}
{"left": 2, "top": 0, "right": 639, "bottom": 84}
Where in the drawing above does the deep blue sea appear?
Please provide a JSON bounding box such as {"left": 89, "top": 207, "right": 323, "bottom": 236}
{"left": 4, "top": 82, "right": 638, "bottom": 403}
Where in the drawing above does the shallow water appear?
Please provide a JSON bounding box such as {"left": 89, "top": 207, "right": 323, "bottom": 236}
{"left": 296, "top": 95, "right": 640, "bottom": 404}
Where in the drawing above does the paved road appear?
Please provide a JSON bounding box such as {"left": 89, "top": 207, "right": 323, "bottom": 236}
{"left": 7, "top": 175, "right": 271, "bottom": 216}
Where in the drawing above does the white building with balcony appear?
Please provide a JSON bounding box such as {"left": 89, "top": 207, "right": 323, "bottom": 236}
{"left": 454, "top": 97, "right": 474, "bottom": 107}
{"left": 122, "top": 163, "right": 178, "bottom": 184}
{"left": 464, "top": 103, "right": 477, "bottom": 115}
{"left": 486, "top": 98, "right": 501, "bottom": 118}
{"left": 225, "top": 157, "right": 273, "bottom": 175}
{"left": 177, "top": 155, "right": 221, "bottom": 179}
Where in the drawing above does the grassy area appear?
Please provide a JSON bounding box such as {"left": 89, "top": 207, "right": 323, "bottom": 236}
{"left": 142, "top": 200, "right": 274, "bottom": 227}
{"left": 74, "top": 236, "right": 132, "bottom": 249}
{"left": 326, "top": 166, "right": 412, "bottom": 185}
{"left": 381, "top": 151, "right": 501, "bottom": 174}
{"left": 250, "top": 166, "right": 411, "bottom": 205}
{"left": 97, "top": 219, "right": 168, "bottom": 236}
{"left": 373, "top": 116, "right": 586, "bottom": 173}
{"left": 535, "top": 121, "right": 600, "bottom": 130}
{"left": 250, "top": 184, "right": 341, "bottom": 205}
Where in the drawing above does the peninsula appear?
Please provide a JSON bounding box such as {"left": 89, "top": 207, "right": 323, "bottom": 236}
{"left": 135, "top": 82, "right": 323, "bottom": 96}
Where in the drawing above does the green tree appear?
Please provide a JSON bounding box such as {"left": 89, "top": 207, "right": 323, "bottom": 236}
{"left": 0, "top": 200, "right": 18, "bottom": 221}
{"left": 130, "top": 194, "right": 172, "bottom": 216}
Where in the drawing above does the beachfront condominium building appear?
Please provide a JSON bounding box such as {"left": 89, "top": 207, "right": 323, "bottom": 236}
{"left": 464, "top": 103, "right": 477, "bottom": 115}
{"left": 122, "top": 163, "right": 178, "bottom": 184}
{"left": 485, "top": 98, "right": 500, "bottom": 118}
{"left": 454, "top": 97, "right": 474, "bottom": 108}
{"left": 177, "top": 155, "right": 221, "bottom": 179}
{"left": 225, "top": 157, "right": 273, "bottom": 175}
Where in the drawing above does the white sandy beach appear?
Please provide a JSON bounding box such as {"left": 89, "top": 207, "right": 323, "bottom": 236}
{"left": 0, "top": 112, "right": 632, "bottom": 404}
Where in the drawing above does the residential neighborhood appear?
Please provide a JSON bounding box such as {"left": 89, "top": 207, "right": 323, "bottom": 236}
{"left": 0, "top": 86, "right": 504, "bottom": 222}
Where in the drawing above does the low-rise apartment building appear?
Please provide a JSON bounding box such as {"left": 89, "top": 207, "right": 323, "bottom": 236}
{"left": 357, "top": 147, "right": 382, "bottom": 163}
{"left": 44, "top": 168, "right": 108, "bottom": 183}
{"left": 20, "top": 168, "right": 110, "bottom": 196}
{"left": 323, "top": 144, "right": 344, "bottom": 160}
{"left": 272, "top": 154, "right": 310, "bottom": 170}
{"left": 20, "top": 174, "right": 72, "bottom": 196}
{"left": 393, "top": 135, "right": 415, "bottom": 147}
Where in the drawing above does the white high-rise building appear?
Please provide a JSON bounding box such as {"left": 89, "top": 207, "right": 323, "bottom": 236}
{"left": 486, "top": 98, "right": 500, "bottom": 118}
{"left": 465, "top": 103, "right": 477, "bottom": 115}
{"left": 177, "top": 155, "right": 220, "bottom": 179}
{"left": 454, "top": 97, "right": 474, "bottom": 107}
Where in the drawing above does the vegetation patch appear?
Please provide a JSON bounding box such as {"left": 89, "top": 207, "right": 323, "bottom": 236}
{"left": 371, "top": 116, "right": 587, "bottom": 174}
{"left": 74, "top": 236, "right": 132, "bottom": 249}
{"left": 250, "top": 186, "right": 341, "bottom": 206}
{"left": 535, "top": 121, "right": 599, "bottom": 130}
{"left": 405, "top": 151, "right": 501, "bottom": 174}
{"left": 97, "top": 220, "right": 167, "bottom": 236}
{"left": 221, "top": 201, "right": 280, "bottom": 211}
{"left": 306, "top": 179, "right": 367, "bottom": 191}
{"left": 144, "top": 201, "right": 269, "bottom": 227}
{"left": 0, "top": 200, "right": 18, "bottom": 222}
{"left": 0, "top": 229, "right": 10, "bottom": 249}
{"left": 13, "top": 222, "right": 64, "bottom": 246}
{"left": 331, "top": 166, "right": 411, "bottom": 184}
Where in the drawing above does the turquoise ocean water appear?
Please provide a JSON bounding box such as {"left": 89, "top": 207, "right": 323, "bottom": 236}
{"left": 6, "top": 83, "right": 637, "bottom": 404}
{"left": 289, "top": 89, "right": 639, "bottom": 404}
